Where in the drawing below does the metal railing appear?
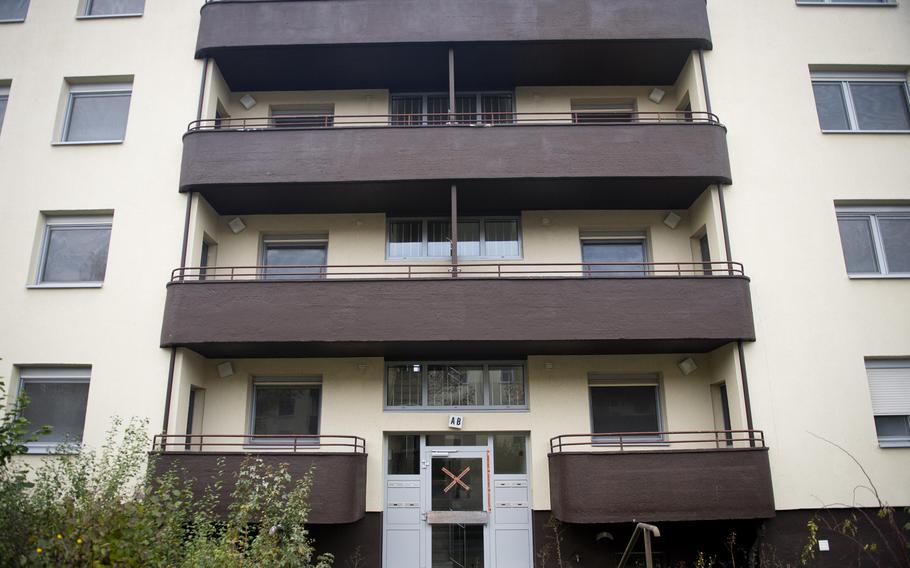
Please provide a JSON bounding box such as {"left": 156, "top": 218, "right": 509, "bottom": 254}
{"left": 152, "top": 433, "right": 366, "bottom": 453}
{"left": 187, "top": 110, "right": 722, "bottom": 132}
{"left": 618, "top": 523, "right": 661, "bottom": 568}
{"left": 549, "top": 430, "right": 766, "bottom": 453}
{"left": 170, "top": 261, "right": 745, "bottom": 283}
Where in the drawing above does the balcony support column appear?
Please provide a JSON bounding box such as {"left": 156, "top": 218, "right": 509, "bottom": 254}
{"left": 450, "top": 183, "right": 458, "bottom": 277}
{"left": 448, "top": 48, "right": 455, "bottom": 122}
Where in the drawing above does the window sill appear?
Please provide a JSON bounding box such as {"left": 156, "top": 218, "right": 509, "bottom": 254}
{"left": 76, "top": 13, "right": 144, "bottom": 20}
{"left": 847, "top": 274, "right": 910, "bottom": 280}
{"left": 0, "top": 18, "right": 26, "bottom": 24}
{"left": 52, "top": 140, "right": 125, "bottom": 146}
{"left": 385, "top": 407, "right": 529, "bottom": 412}
{"left": 797, "top": 1, "right": 897, "bottom": 5}
{"left": 24, "top": 444, "right": 80, "bottom": 455}
{"left": 27, "top": 282, "right": 104, "bottom": 289}
{"left": 386, "top": 257, "right": 524, "bottom": 263}
{"left": 821, "top": 130, "right": 910, "bottom": 135}
{"left": 878, "top": 441, "right": 910, "bottom": 448}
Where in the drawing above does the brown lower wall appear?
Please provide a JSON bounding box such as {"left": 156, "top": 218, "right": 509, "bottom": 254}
{"left": 151, "top": 452, "right": 367, "bottom": 524}
{"left": 160, "top": 276, "right": 755, "bottom": 358}
{"left": 309, "top": 512, "right": 382, "bottom": 568}
{"left": 548, "top": 448, "right": 775, "bottom": 524}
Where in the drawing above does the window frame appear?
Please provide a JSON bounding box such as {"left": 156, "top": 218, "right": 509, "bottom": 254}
{"left": 0, "top": 0, "right": 30, "bottom": 23}
{"left": 78, "top": 0, "right": 145, "bottom": 19}
{"left": 17, "top": 366, "right": 91, "bottom": 454}
{"left": 384, "top": 361, "right": 529, "bottom": 411}
{"left": 579, "top": 231, "right": 651, "bottom": 277}
{"left": 247, "top": 376, "right": 322, "bottom": 447}
{"left": 389, "top": 91, "right": 515, "bottom": 125}
{"left": 865, "top": 359, "right": 910, "bottom": 448}
{"left": 386, "top": 216, "right": 523, "bottom": 261}
{"left": 32, "top": 215, "right": 113, "bottom": 288}
{"left": 588, "top": 373, "right": 665, "bottom": 444}
{"left": 269, "top": 104, "right": 335, "bottom": 128}
{"left": 259, "top": 234, "right": 328, "bottom": 280}
{"left": 811, "top": 72, "right": 910, "bottom": 133}
{"left": 0, "top": 86, "right": 9, "bottom": 135}
{"left": 59, "top": 83, "right": 133, "bottom": 144}
{"left": 836, "top": 206, "right": 910, "bottom": 278}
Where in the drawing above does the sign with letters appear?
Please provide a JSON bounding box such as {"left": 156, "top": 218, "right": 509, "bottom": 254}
{"left": 448, "top": 415, "right": 464, "bottom": 429}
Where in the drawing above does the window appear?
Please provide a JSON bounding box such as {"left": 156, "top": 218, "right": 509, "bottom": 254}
{"left": 18, "top": 367, "right": 90, "bottom": 451}
{"left": 572, "top": 99, "right": 637, "bottom": 124}
{"left": 866, "top": 360, "right": 910, "bottom": 447}
{"left": 390, "top": 92, "right": 513, "bottom": 125}
{"left": 261, "top": 236, "right": 327, "bottom": 280}
{"left": 271, "top": 104, "right": 334, "bottom": 128}
{"left": 0, "top": 0, "right": 29, "bottom": 22}
{"left": 836, "top": 207, "right": 910, "bottom": 277}
{"left": 386, "top": 363, "right": 527, "bottom": 409}
{"left": 0, "top": 87, "right": 7, "bottom": 134}
{"left": 61, "top": 82, "right": 132, "bottom": 143}
{"left": 35, "top": 215, "right": 112, "bottom": 286}
{"left": 589, "top": 375, "right": 663, "bottom": 441}
{"left": 493, "top": 434, "right": 527, "bottom": 474}
{"left": 811, "top": 73, "right": 910, "bottom": 132}
{"left": 250, "top": 378, "right": 321, "bottom": 442}
{"left": 581, "top": 232, "right": 648, "bottom": 277}
{"left": 82, "top": 0, "right": 145, "bottom": 16}
{"left": 388, "top": 434, "right": 420, "bottom": 475}
{"left": 387, "top": 217, "right": 521, "bottom": 259}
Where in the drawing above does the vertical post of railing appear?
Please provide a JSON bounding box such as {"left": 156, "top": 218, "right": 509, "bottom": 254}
{"left": 619, "top": 434, "right": 624, "bottom": 452}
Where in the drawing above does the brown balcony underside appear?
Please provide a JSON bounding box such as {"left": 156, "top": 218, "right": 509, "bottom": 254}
{"left": 151, "top": 452, "right": 367, "bottom": 524}
{"left": 548, "top": 448, "right": 775, "bottom": 524}
{"left": 160, "top": 277, "right": 755, "bottom": 359}
{"left": 197, "top": 0, "right": 711, "bottom": 90}
{"left": 180, "top": 124, "right": 731, "bottom": 214}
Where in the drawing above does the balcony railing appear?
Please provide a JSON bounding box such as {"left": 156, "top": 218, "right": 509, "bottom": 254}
{"left": 187, "top": 111, "right": 723, "bottom": 133}
{"left": 152, "top": 433, "right": 366, "bottom": 453}
{"left": 550, "top": 430, "right": 766, "bottom": 452}
{"left": 170, "top": 261, "right": 745, "bottom": 283}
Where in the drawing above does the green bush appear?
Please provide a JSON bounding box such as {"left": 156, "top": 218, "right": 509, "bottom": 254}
{"left": 0, "top": 383, "right": 333, "bottom": 568}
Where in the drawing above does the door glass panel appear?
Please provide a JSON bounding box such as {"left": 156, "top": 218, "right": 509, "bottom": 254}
{"left": 388, "top": 435, "right": 420, "bottom": 475}
{"left": 493, "top": 435, "right": 526, "bottom": 474}
{"left": 426, "top": 434, "right": 488, "bottom": 447}
{"left": 432, "top": 524, "right": 484, "bottom": 568}
{"left": 431, "top": 457, "right": 483, "bottom": 511}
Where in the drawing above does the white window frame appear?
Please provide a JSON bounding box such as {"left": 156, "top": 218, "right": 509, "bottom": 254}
{"left": 17, "top": 366, "right": 91, "bottom": 454}
{"left": 836, "top": 206, "right": 910, "bottom": 278}
{"left": 0, "top": 86, "right": 9, "bottom": 135}
{"left": 0, "top": 0, "right": 30, "bottom": 23}
{"left": 865, "top": 360, "right": 910, "bottom": 448}
{"left": 78, "top": 0, "right": 145, "bottom": 19}
{"left": 389, "top": 91, "right": 515, "bottom": 125}
{"left": 384, "top": 361, "right": 529, "bottom": 411}
{"left": 59, "top": 82, "right": 133, "bottom": 144}
{"left": 247, "top": 376, "right": 322, "bottom": 447}
{"left": 811, "top": 72, "right": 910, "bottom": 133}
{"left": 386, "top": 217, "right": 523, "bottom": 261}
{"left": 588, "top": 373, "right": 665, "bottom": 444}
{"left": 32, "top": 215, "right": 113, "bottom": 288}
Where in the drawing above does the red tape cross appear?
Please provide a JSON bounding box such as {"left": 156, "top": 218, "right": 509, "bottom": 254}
{"left": 441, "top": 466, "right": 471, "bottom": 493}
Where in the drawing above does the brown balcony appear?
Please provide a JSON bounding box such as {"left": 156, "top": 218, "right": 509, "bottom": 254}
{"left": 150, "top": 434, "right": 367, "bottom": 524}
{"left": 159, "top": 262, "right": 755, "bottom": 359}
{"left": 179, "top": 112, "right": 732, "bottom": 215}
{"left": 197, "top": 0, "right": 712, "bottom": 91}
{"left": 548, "top": 431, "right": 775, "bottom": 524}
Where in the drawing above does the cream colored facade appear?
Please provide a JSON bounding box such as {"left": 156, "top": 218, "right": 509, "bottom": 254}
{"left": 1, "top": 1, "right": 909, "bottom": 558}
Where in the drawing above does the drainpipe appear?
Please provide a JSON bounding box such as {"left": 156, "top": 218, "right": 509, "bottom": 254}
{"left": 448, "top": 48, "right": 456, "bottom": 122}
{"left": 450, "top": 184, "right": 458, "bottom": 277}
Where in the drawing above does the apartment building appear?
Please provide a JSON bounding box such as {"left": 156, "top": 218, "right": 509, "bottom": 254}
{"left": 0, "top": 1, "right": 907, "bottom": 567}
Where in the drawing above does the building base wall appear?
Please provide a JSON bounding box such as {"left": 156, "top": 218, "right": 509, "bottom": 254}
{"left": 309, "top": 512, "right": 382, "bottom": 568}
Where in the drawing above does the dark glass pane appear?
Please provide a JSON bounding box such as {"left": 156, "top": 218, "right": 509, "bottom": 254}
{"left": 65, "top": 93, "right": 131, "bottom": 142}
{"left": 427, "top": 220, "right": 452, "bottom": 257}
{"left": 0, "top": 96, "right": 7, "bottom": 132}
{"left": 837, "top": 217, "right": 879, "bottom": 274}
{"left": 427, "top": 95, "right": 476, "bottom": 124}
{"left": 458, "top": 221, "right": 481, "bottom": 257}
{"left": 581, "top": 240, "right": 647, "bottom": 277}
{"left": 21, "top": 382, "right": 89, "bottom": 444}
{"left": 427, "top": 366, "right": 483, "bottom": 407}
{"left": 432, "top": 525, "right": 484, "bottom": 568}
{"left": 590, "top": 386, "right": 660, "bottom": 434}
{"left": 481, "top": 94, "right": 513, "bottom": 124}
{"left": 86, "top": 0, "right": 144, "bottom": 15}
{"left": 388, "top": 220, "right": 422, "bottom": 258}
{"left": 387, "top": 365, "right": 422, "bottom": 407}
{"left": 388, "top": 435, "right": 420, "bottom": 475}
{"left": 426, "top": 434, "right": 488, "bottom": 447}
{"left": 484, "top": 220, "right": 520, "bottom": 258}
{"left": 41, "top": 225, "right": 112, "bottom": 283}
{"left": 493, "top": 435, "right": 526, "bottom": 474}
{"left": 812, "top": 83, "right": 850, "bottom": 131}
{"left": 271, "top": 107, "right": 334, "bottom": 128}
{"left": 879, "top": 218, "right": 910, "bottom": 273}
{"left": 489, "top": 366, "right": 525, "bottom": 406}
{"left": 0, "top": 0, "right": 29, "bottom": 20}
{"left": 699, "top": 234, "right": 712, "bottom": 275}
{"left": 850, "top": 83, "right": 910, "bottom": 131}
{"left": 391, "top": 96, "right": 423, "bottom": 126}
{"left": 253, "top": 385, "right": 320, "bottom": 436}
{"left": 263, "top": 243, "right": 326, "bottom": 280}
{"left": 431, "top": 457, "right": 483, "bottom": 511}
{"left": 874, "top": 415, "right": 910, "bottom": 438}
